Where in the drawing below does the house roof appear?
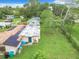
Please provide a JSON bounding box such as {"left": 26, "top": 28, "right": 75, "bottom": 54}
{"left": 0, "top": 22, "right": 12, "bottom": 27}
{"left": 19, "top": 17, "right": 40, "bottom": 37}
{"left": 3, "top": 25, "right": 25, "bottom": 47}
{"left": 3, "top": 34, "right": 20, "bottom": 47}
{"left": 19, "top": 25, "right": 40, "bottom": 37}
{"left": 0, "top": 25, "right": 25, "bottom": 46}
{"left": 27, "top": 17, "right": 40, "bottom": 26}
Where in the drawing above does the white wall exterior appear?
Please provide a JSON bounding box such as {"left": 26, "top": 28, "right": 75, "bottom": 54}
{"left": 20, "top": 36, "right": 39, "bottom": 44}
{"left": 32, "top": 36, "right": 39, "bottom": 43}
{"left": 5, "top": 45, "right": 17, "bottom": 55}
{"left": 5, "top": 42, "right": 21, "bottom": 55}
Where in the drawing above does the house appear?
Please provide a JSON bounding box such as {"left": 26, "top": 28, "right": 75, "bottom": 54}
{"left": 5, "top": 15, "right": 14, "bottom": 22}
{"left": 3, "top": 32, "right": 21, "bottom": 55}
{"left": 48, "top": 6, "right": 53, "bottom": 11}
{"left": 18, "top": 17, "right": 40, "bottom": 45}
{"left": 0, "top": 22, "right": 12, "bottom": 28}
{"left": 18, "top": 25, "right": 40, "bottom": 45}
{"left": 0, "top": 25, "right": 25, "bottom": 56}
{"left": 0, "top": 17, "right": 40, "bottom": 57}
{"left": 27, "top": 17, "right": 40, "bottom": 26}
{"left": 0, "top": 15, "right": 14, "bottom": 28}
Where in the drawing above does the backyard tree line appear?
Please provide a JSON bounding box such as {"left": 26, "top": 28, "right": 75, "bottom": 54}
{"left": 0, "top": 2, "right": 49, "bottom": 19}
{"left": 0, "top": 2, "right": 78, "bottom": 20}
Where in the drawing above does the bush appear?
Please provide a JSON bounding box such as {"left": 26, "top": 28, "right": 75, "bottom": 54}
{"left": 60, "top": 27, "right": 79, "bottom": 51}
{"left": 33, "top": 50, "right": 47, "bottom": 59}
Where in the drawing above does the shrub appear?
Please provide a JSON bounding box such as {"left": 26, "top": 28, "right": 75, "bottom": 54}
{"left": 33, "top": 50, "right": 47, "bottom": 59}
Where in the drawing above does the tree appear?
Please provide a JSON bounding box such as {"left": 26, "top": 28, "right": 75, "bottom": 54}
{"left": 75, "top": 0, "right": 79, "bottom": 4}
{"left": 19, "top": 5, "right": 41, "bottom": 19}
{"left": 40, "top": 10, "right": 54, "bottom": 28}
{"left": 51, "top": 4, "right": 67, "bottom": 18}
{"left": 23, "top": 3, "right": 28, "bottom": 7}
{"left": 61, "top": 6, "right": 75, "bottom": 36}
{"left": 28, "top": 0, "right": 39, "bottom": 6}
{"left": 0, "top": 7, "right": 13, "bottom": 19}
{"left": 39, "top": 3, "right": 49, "bottom": 11}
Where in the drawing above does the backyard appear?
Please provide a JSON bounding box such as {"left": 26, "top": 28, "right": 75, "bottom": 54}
{"left": 11, "top": 27, "right": 79, "bottom": 59}
{"left": 72, "top": 24, "right": 79, "bottom": 40}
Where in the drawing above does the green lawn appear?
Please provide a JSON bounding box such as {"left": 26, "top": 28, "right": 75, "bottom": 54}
{"left": 72, "top": 24, "right": 79, "bottom": 40}
{"left": 0, "top": 26, "right": 15, "bottom": 32}
{"left": 0, "top": 19, "right": 4, "bottom": 22}
{"left": 11, "top": 28, "right": 79, "bottom": 59}
{"left": 0, "top": 28, "right": 9, "bottom": 32}
{"left": 13, "top": 18, "right": 21, "bottom": 25}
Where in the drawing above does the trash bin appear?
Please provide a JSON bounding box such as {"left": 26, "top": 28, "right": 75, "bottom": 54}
{"left": 9, "top": 51, "right": 14, "bottom": 57}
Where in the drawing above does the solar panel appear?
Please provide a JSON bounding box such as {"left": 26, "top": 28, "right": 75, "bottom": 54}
{"left": 3, "top": 29, "right": 23, "bottom": 47}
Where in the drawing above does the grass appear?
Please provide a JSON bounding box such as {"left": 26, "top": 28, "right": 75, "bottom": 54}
{"left": 0, "top": 26, "right": 15, "bottom": 32}
{"left": 0, "top": 19, "right": 4, "bottom": 22}
{"left": 0, "top": 28, "right": 9, "bottom": 32}
{"left": 11, "top": 28, "right": 79, "bottom": 59}
{"left": 13, "top": 18, "right": 21, "bottom": 25}
{"left": 72, "top": 24, "right": 79, "bottom": 40}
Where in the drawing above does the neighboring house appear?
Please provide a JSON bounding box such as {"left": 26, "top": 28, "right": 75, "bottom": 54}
{"left": 0, "top": 22, "right": 12, "bottom": 27}
{"left": 27, "top": 17, "right": 40, "bottom": 26}
{"left": 5, "top": 15, "right": 14, "bottom": 22}
{"left": 48, "top": 6, "right": 53, "bottom": 11}
{"left": 0, "top": 15, "right": 14, "bottom": 28}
